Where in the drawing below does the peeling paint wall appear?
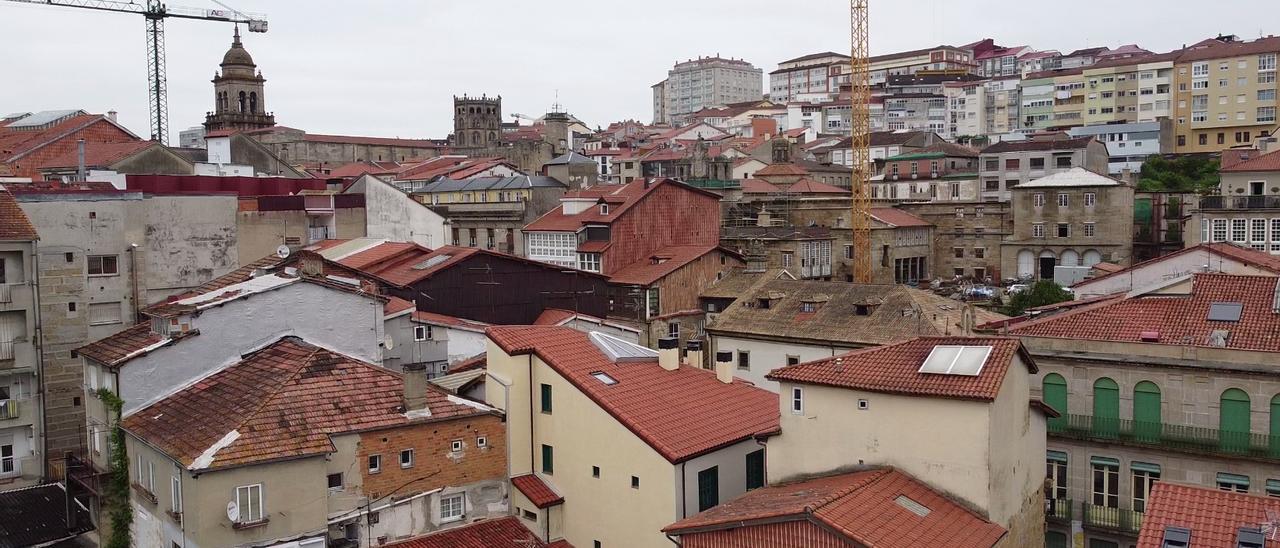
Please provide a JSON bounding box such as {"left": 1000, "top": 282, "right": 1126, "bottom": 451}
{"left": 347, "top": 175, "right": 446, "bottom": 249}
{"left": 116, "top": 282, "right": 384, "bottom": 416}
{"left": 141, "top": 195, "right": 238, "bottom": 302}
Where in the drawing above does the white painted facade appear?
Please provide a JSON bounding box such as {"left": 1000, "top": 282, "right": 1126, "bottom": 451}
{"left": 345, "top": 174, "right": 446, "bottom": 249}
{"left": 1071, "top": 246, "right": 1279, "bottom": 298}
{"left": 707, "top": 333, "right": 857, "bottom": 392}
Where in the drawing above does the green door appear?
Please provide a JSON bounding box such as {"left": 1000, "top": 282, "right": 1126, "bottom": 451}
{"left": 1133, "top": 381, "right": 1162, "bottom": 443}
{"left": 1271, "top": 395, "right": 1280, "bottom": 457}
{"left": 1220, "top": 388, "right": 1251, "bottom": 453}
{"left": 1045, "top": 531, "right": 1068, "bottom": 548}
{"left": 697, "top": 466, "right": 719, "bottom": 512}
{"left": 1043, "top": 374, "right": 1068, "bottom": 432}
{"left": 1093, "top": 378, "right": 1120, "bottom": 438}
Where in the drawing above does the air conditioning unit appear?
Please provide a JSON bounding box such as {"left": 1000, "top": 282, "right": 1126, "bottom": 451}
{"left": 931, "top": 172, "right": 939, "bottom": 179}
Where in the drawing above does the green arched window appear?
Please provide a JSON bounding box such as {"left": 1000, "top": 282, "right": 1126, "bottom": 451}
{"left": 1220, "top": 388, "right": 1252, "bottom": 453}
{"left": 1133, "top": 381, "right": 1162, "bottom": 442}
{"left": 1093, "top": 377, "right": 1120, "bottom": 437}
{"left": 1270, "top": 394, "right": 1280, "bottom": 457}
{"left": 1043, "top": 373, "right": 1068, "bottom": 431}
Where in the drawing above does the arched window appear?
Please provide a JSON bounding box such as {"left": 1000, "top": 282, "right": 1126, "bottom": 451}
{"left": 1220, "top": 388, "right": 1251, "bottom": 452}
{"left": 1133, "top": 381, "right": 1161, "bottom": 442}
{"left": 238, "top": 91, "right": 247, "bottom": 113}
{"left": 1042, "top": 373, "right": 1068, "bottom": 431}
{"left": 249, "top": 92, "right": 258, "bottom": 114}
{"left": 1270, "top": 394, "right": 1280, "bottom": 458}
{"left": 1093, "top": 377, "right": 1119, "bottom": 438}
{"left": 489, "top": 131, "right": 496, "bottom": 142}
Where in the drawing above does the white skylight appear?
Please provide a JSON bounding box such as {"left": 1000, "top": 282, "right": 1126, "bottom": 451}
{"left": 588, "top": 331, "right": 657, "bottom": 362}
{"left": 918, "top": 345, "right": 993, "bottom": 376}
{"left": 590, "top": 372, "right": 618, "bottom": 385}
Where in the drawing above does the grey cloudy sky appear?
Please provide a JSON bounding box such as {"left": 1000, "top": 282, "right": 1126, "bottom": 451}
{"left": 2, "top": 0, "right": 1274, "bottom": 142}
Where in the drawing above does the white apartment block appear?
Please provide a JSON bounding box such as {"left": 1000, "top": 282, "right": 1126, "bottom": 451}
{"left": 656, "top": 56, "right": 763, "bottom": 125}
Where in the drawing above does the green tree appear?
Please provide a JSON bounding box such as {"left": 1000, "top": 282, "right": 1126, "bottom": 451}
{"left": 1136, "top": 155, "right": 1220, "bottom": 192}
{"left": 1003, "top": 280, "right": 1073, "bottom": 316}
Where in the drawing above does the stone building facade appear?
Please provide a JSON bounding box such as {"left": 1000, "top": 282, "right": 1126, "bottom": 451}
{"left": 901, "top": 200, "right": 1013, "bottom": 281}
{"left": 978, "top": 136, "right": 1109, "bottom": 202}
{"left": 1000, "top": 168, "right": 1134, "bottom": 281}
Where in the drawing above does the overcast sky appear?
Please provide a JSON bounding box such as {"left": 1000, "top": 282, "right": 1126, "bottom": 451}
{"left": 2, "top": 0, "right": 1275, "bottom": 142}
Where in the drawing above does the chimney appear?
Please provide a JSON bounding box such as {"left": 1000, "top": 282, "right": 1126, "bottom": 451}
{"left": 714, "top": 350, "right": 733, "bottom": 384}
{"left": 76, "top": 139, "right": 86, "bottom": 182}
{"left": 403, "top": 363, "right": 429, "bottom": 412}
{"left": 1120, "top": 167, "right": 1132, "bottom": 184}
{"left": 657, "top": 337, "right": 679, "bottom": 371}
{"left": 685, "top": 339, "right": 704, "bottom": 369}
{"left": 107, "top": 110, "right": 118, "bottom": 122}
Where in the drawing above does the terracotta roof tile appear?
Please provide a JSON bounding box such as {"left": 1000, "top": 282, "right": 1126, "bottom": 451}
{"left": 384, "top": 296, "right": 415, "bottom": 316}
{"left": 1222, "top": 149, "right": 1280, "bottom": 173}
{"left": 77, "top": 322, "right": 169, "bottom": 367}
{"left": 871, "top": 207, "right": 931, "bottom": 228}
{"left": 754, "top": 163, "right": 810, "bottom": 177}
{"left": 512, "top": 474, "right": 564, "bottom": 508}
{"left": 1010, "top": 273, "right": 1280, "bottom": 352}
{"left": 121, "top": 337, "right": 493, "bottom": 470}
{"left": 384, "top": 516, "right": 549, "bottom": 548}
{"left": 980, "top": 136, "right": 1096, "bottom": 153}
{"left": 37, "top": 140, "right": 157, "bottom": 170}
{"left": 524, "top": 178, "right": 717, "bottom": 232}
{"left": 607, "top": 244, "right": 721, "bottom": 286}
{"left": 785, "top": 178, "right": 850, "bottom": 194}
{"left": 1136, "top": 482, "right": 1280, "bottom": 548}
{"left": 450, "top": 353, "right": 486, "bottom": 373}
{"left": 767, "top": 336, "right": 1030, "bottom": 401}
{"left": 488, "top": 326, "right": 779, "bottom": 462}
{"left": 413, "top": 310, "right": 490, "bottom": 332}
{"left": 0, "top": 190, "right": 38, "bottom": 240}
{"left": 664, "top": 468, "right": 1006, "bottom": 547}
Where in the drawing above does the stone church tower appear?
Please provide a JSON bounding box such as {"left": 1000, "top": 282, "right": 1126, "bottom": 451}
{"left": 451, "top": 95, "right": 502, "bottom": 148}
{"left": 204, "top": 27, "right": 275, "bottom": 132}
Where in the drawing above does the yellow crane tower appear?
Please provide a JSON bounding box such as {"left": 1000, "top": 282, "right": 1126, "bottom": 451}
{"left": 849, "top": 0, "right": 873, "bottom": 283}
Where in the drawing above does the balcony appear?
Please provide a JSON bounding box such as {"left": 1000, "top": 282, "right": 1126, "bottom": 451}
{"left": 1049, "top": 413, "right": 1280, "bottom": 462}
{"left": 1199, "top": 195, "right": 1280, "bottom": 210}
{"left": 1082, "top": 503, "right": 1143, "bottom": 536}
{"left": 1046, "top": 498, "right": 1073, "bottom": 523}
{"left": 306, "top": 226, "right": 330, "bottom": 244}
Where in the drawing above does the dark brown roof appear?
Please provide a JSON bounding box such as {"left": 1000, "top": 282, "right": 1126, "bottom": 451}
{"left": 0, "top": 190, "right": 38, "bottom": 241}
{"left": 980, "top": 136, "right": 1096, "bottom": 153}
{"left": 1175, "top": 35, "right": 1280, "bottom": 63}
{"left": 121, "top": 337, "right": 494, "bottom": 471}
{"left": 77, "top": 323, "right": 171, "bottom": 367}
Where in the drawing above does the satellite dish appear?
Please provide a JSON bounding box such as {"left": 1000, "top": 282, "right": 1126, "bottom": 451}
{"left": 276, "top": 244, "right": 291, "bottom": 259}
{"left": 383, "top": 334, "right": 395, "bottom": 350}
{"left": 226, "top": 500, "right": 240, "bottom": 522}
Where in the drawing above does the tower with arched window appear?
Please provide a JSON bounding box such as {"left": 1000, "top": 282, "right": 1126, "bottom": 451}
{"left": 204, "top": 27, "right": 276, "bottom": 132}
{"left": 450, "top": 95, "right": 502, "bottom": 148}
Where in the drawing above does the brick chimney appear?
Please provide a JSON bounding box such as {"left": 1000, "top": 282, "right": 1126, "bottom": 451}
{"left": 657, "top": 337, "right": 679, "bottom": 371}
{"left": 714, "top": 350, "right": 734, "bottom": 384}
{"left": 685, "top": 339, "right": 704, "bottom": 369}
{"left": 402, "top": 363, "right": 429, "bottom": 412}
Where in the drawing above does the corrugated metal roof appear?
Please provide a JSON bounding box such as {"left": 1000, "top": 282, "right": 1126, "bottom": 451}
{"left": 3, "top": 109, "right": 84, "bottom": 128}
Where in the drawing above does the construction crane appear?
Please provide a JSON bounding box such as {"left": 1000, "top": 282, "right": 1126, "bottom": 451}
{"left": 4, "top": 0, "right": 268, "bottom": 144}
{"left": 849, "top": 0, "right": 873, "bottom": 283}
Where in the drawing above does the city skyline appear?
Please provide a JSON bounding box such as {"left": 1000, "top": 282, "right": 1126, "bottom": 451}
{"left": 1, "top": 0, "right": 1275, "bottom": 141}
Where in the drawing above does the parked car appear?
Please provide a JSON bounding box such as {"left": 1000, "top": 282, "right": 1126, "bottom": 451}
{"left": 1006, "top": 283, "right": 1029, "bottom": 296}
{"left": 964, "top": 286, "right": 996, "bottom": 300}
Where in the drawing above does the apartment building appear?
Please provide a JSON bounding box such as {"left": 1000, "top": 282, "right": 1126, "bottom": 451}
{"left": 484, "top": 326, "right": 780, "bottom": 547}
{"left": 654, "top": 56, "right": 764, "bottom": 125}
{"left": 868, "top": 45, "right": 976, "bottom": 86}
{"left": 765, "top": 336, "right": 1051, "bottom": 547}
{"left": 1082, "top": 54, "right": 1177, "bottom": 125}
{"left": 1001, "top": 167, "right": 1134, "bottom": 280}
{"left": 0, "top": 191, "right": 41, "bottom": 487}
{"left": 876, "top": 73, "right": 984, "bottom": 137}
{"left": 1068, "top": 120, "right": 1175, "bottom": 175}
{"left": 871, "top": 142, "right": 979, "bottom": 202}
{"left": 1005, "top": 273, "right": 1280, "bottom": 548}
{"left": 1021, "top": 74, "right": 1059, "bottom": 130}
{"left": 978, "top": 135, "right": 1109, "bottom": 201}
{"left": 769, "top": 51, "right": 850, "bottom": 102}
{"left": 120, "top": 337, "right": 506, "bottom": 547}
{"left": 977, "top": 45, "right": 1034, "bottom": 77}
{"left": 946, "top": 77, "right": 1023, "bottom": 139}
{"left": 1188, "top": 142, "right": 1280, "bottom": 253}
{"left": 406, "top": 175, "right": 568, "bottom": 256}
{"left": 1173, "top": 37, "right": 1280, "bottom": 153}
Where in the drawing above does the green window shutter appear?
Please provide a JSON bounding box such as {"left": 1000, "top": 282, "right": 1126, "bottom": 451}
{"left": 1219, "top": 388, "right": 1251, "bottom": 453}
{"left": 1093, "top": 378, "right": 1120, "bottom": 438}
{"left": 745, "top": 450, "right": 765, "bottom": 490}
{"left": 1216, "top": 472, "right": 1249, "bottom": 488}
{"left": 1267, "top": 479, "right": 1280, "bottom": 496}
{"left": 1043, "top": 373, "right": 1068, "bottom": 431}
{"left": 697, "top": 466, "right": 719, "bottom": 512}
{"left": 1130, "top": 461, "right": 1161, "bottom": 473}
{"left": 1090, "top": 456, "right": 1120, "bottom": 467}
{"left": 1047, "top": 450, "right": 1068, "bottom": 463}
{"left": 1133, "top": 381, "right": 1162, "bottom": 442}
{"left": 541, "top": 444, "right": 554, "bottom": 474}
{"left": 1046, "top": 531, "right": 1068, "bottom": 548}
{"left": 540, "top": 383, "right": 552, "bottom": 413}
{"left": 1270, "top": 395, "right": 1280, "bottom": 457}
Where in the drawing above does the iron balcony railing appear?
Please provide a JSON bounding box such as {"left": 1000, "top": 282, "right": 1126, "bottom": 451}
{"left": 1049, "top": 413, "right": 1280, "bottom": 461}
{"left": 1046, "top": 498, "right": 1073, "bottom": 523}
{"left": 1082, "top": 503, "right": 1143, "bottom": 536}
{"left": 1199, "top": 195, "right": 1280, "bottom": 210}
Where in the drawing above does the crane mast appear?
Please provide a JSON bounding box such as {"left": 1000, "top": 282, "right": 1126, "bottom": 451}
{"left": 3, "top": 0, "right": 268, "bottom": 144}
{"left": 849, "top": 0, "right": 872, "bottom": 283}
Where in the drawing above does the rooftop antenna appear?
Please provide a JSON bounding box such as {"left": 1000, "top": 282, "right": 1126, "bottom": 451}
{"left": 1262, "top": 508, "right": 1280, "bottom": 540}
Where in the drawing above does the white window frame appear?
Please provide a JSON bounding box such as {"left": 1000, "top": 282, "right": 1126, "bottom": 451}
{"left": 450, "top": 439, "right": 463, "bottom": 452}
{"left": 1084, "top": 192, "right": 1096, "bottom": 207}
{"left": 368, "top": 454, "right": 381, "bottom": 474}
{"left": 440, "top": 493, "right": 465, "bottom": 523}
{"left": 1091, "top": 460, "right": 1120, "bottom": 508}
{"left": 414, "top": 325, "right": 430, "bottom": 341}
{"left": 172, "top": 475, "right": 183, "bottom": 514}
{"left": 1084, "top": 222, "right": 1096, "bottom": 238}
{"left": 86, "top": 254, "right": 119, "bottom": 277}
{"left": 790, "top": 387, "right": 804, "bottom": 415}
{"left": 1033, "top": 193, "right": 1045, "bottom": 208}
{"left": 1032, "top": 223, "right": 1045, "bottom": 239}
{"left": 1232, "top": 219, "right": 1248, "bottom": 242}
{"left": 1212, "top": 219, "right": 1229, "bottom": 242}
{"left": 1057, "top": 193, "right": 1069, "bottom": 207}
{"left": 1252, "top": 218, "right": 1268, "bottom": 242}
{"left": 400, "top": 448, "right": 414, "bottom": 469}
{"left": 235, "top": 484, "right": 264, "bottom": 523}
{"left": 476, "top": 436, "right": 487, "bottom": 448}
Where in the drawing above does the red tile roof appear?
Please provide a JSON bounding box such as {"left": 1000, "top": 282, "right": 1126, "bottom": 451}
{"left": 326, "top": 161, "right": 405, "bottom": 178}
{"left": 740, "top": 178, "right": 782, "bottom": 193}
{"left": 1221, "top": 149, "right": 1280, "bottom": 173}
{"left": 524, "top": 178, "right": 718, "bottom": 232}
{"left": 77, "top": 322, "right": 171, "bottom": 367}
{"left": 121, "top": 337, "right": 493, "bottom": 471}
{"left": 0, "top": 190, "right": 39, "bottom": 241}
{"left": 301, "top": 133, "right": 444, "bottom": 148}
{"left": 533, "top": 308, "right": 579, "bottom": 326}
{"left": 980, "top": 136, "right": 1095, "bottom": 153}
{"left": 511, "top": 474, "right": 564, "bottom": 508}
{"left": 607, "top": 244, "right": 721, "bottom": 286}
{"left": 871, "top": 207, "right": 931, "bottom": 228}
{"left": 786, "top": 178, "right": 850, "bottom": 194}
{"left": 1136, "top": 482, "right": 1280, "bottom": 548}
{"left": 37, "top": 140, "right": 158, "bottom": 170}
{"left": 663, "top": 467, "right": 1006, "bottom": 547}
{"left": 0, "top": 114, "right": 135, "bottom": 163}
{"left": 755, "top": 163, "right": 810, "bottom": 177}
{"left": 384, "top": 296, "right": 416, "bottom": 317}
{"left": 487, "top": 326, "right": 780, "bottom": 462}
{"left": 450, "top": 353, "right": 486, "bottom": 373}
{"left": 1010, "top": 273, "right": 1280, "bottom": 352}
{"left": 384, "top": 516, "right": 550, "bottom": 548}
{"left": 413, "top": 310, "right": 490, "bottom": 332}
{"left": 767, "top": 337, "right": 1033, "bottom": 402}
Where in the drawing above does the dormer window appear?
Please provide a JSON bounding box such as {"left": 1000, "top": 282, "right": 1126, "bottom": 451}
{"left": 599, "top": 204, "right": 609, "bottom": 215}
{"left": 855, "top": 304, "right": 870, "bottom": 316}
